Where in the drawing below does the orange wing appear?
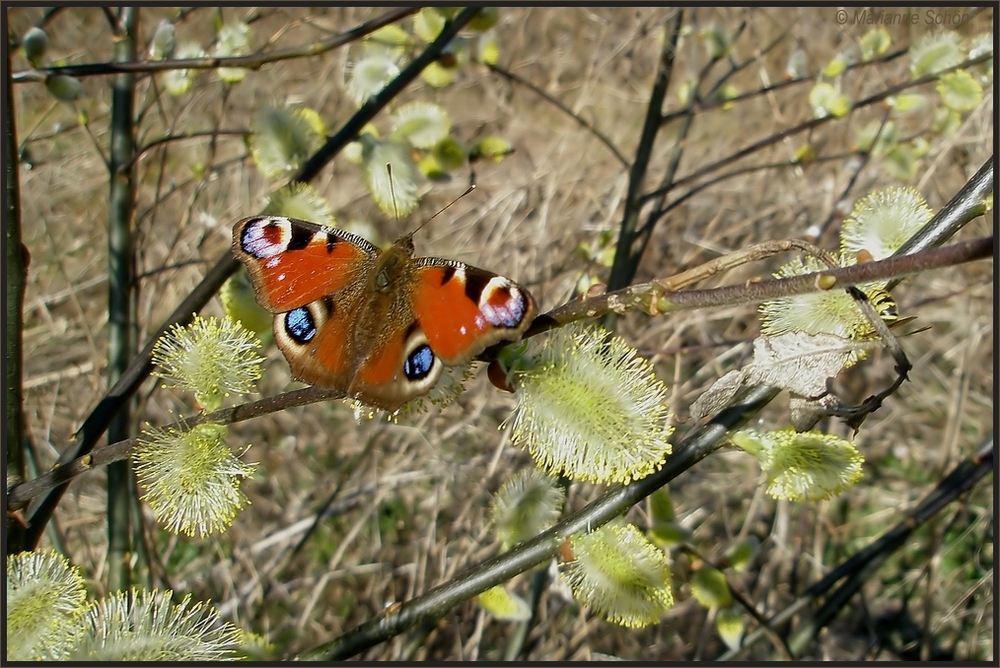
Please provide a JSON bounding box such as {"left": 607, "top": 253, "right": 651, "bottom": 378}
{"left": 232, "top": 216, "right": 378, "bottom": 312}
{"left": 410, "top": 261, "right": 536, "bottom": 365}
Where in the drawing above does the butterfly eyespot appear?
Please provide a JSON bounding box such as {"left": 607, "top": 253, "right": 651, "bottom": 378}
{"left": 480, "top": 279, "right": 528, "bottom": 328}
{"left": 239, "top": 217, "right": 290, "bottom": 259}
{"left": 285, "top": 306, "right": 317, "bottom": 343}
{"left": 403, "top": 344, "right": 435, "bottom": 381}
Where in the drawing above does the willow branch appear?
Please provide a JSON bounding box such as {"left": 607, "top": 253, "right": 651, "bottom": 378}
{"left": 641, "top": 53, "right": 992, "bottom": 206}
{"left": 305, "top": 386, "right": 778, "bottom": 660}
{"left": 8, "top": 386, "right": 344, "bottom": 510}
{"left": 485, "top": 62, "right": 627, "bottom": 167}
{"left": 606, "top": 10, "right": 682, "bottom": 293}
{"left": 528, "top": 236, "right": 991, "bottom": 337}
{"left": 887, "top": 156, "right": 993, "bottom": 288}
{"left": 12, "top": 235, "right": 990, "bottom": 513}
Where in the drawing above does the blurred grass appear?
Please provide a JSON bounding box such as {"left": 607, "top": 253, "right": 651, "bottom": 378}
{"left": 9, "top": 6, "right": 993, "bottom": 661}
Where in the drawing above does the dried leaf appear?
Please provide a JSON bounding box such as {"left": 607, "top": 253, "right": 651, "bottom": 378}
{"left": 691, "top": 332, "right": 880, "bottom": 421}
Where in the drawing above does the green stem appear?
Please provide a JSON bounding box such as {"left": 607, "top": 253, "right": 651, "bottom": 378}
{"left": 106, "top": 7, "right": 139, "bottom": 591}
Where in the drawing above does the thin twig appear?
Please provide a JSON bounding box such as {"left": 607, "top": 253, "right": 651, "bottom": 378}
{"left": 529, "top": 236, "right": 991, "bottom": 337}
{"left": 660, "top": 46, "right": 907, "bottom": 124}
{"left": 644, "top": 152, "right": 855, "bottom": 230}
{"left": 628, "top": 20, "right": 792, "bottom": 278}
{"left": 11, "top": 7, "right": 418, "bottom": 82}
{"left": 606, "top": 11, "right": 683, "bottom": 293}
{"left": 485, "top": 62, "right": 628, "bottom": 167}
{"left": 127, "top": 129, "right": 247, "bottom": 172}
{"left": 9, "top": 386, "right": 344, "bottom": 510}
{"left": 640, "top": 53, "right": 992, "bottom": 206}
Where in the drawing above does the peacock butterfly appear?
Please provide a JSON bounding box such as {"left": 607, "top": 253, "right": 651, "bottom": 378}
{"left": 232, "top": 215, "right": 537, "bottom": 411}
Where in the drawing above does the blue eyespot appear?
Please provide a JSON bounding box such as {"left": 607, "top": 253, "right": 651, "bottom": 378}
{"left": 404, "top": 344, "right": 435, "bottom": 381}
{"left": 285, "top": 307, "right": 316, "bottom": 343}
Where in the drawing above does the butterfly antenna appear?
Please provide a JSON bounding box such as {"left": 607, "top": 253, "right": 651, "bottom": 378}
{"left": 387, "top": 160, "right": 476, "bottom": 238}
{"left": 410, "top": 183, "right": 476, "bottom": 237}
{"left": 387, "top": 162, "right": 399, "bottom": 220}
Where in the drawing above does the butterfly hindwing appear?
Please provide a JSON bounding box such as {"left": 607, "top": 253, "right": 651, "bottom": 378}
{"left": 345, "top": 256, "right": 537, "bottom": 410}
{"left": 349, "top": 322, "right": 444, "bottom": 409}
{"left": 272, "top": 295, "right": 354, "bottom": 389}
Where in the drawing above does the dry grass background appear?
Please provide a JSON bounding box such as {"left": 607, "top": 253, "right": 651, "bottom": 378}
{"left": 9, "top": 6, "right": 993, "bottom": 661}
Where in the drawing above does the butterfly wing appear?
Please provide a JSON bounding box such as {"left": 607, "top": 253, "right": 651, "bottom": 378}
{"left": 232, "top": 217, "right": 537, "bottom": 412}
{"left": 232, "top": 216, "right": 379, "bottom": 312}
{"left": 344, "top": 315, "right": 443, "bottom": 410}
{"left": 410, "top": 259, "right": 537, "bottom": 365}
{"left": 233, "top": 215, "right": 379, "bottom": 391}
{"left": 341, "top": 258, "right": 536, "bottom": 411}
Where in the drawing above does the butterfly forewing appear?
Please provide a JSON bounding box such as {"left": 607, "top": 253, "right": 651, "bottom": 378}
{"left": 233, "top": 216, "right": 378, "bottom": 312}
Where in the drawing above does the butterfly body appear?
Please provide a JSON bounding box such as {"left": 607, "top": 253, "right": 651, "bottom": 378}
{"left": 233, "top": 216, "right": 536, "bottom": 410}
